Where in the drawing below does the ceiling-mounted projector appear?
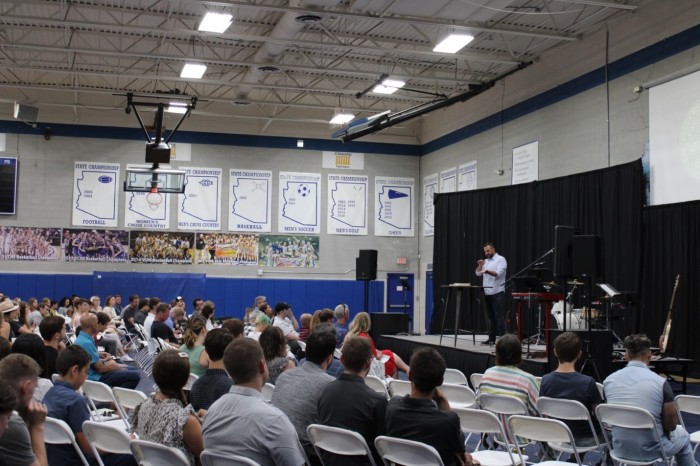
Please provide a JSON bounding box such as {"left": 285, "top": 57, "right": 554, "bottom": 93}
{"left": 146, "top": 141, "right": 171, "bottom": 164}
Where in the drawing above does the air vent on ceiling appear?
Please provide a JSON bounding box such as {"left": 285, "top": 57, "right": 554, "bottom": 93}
{"left": 257, "top": 65, "right": 280, "bottom": 73}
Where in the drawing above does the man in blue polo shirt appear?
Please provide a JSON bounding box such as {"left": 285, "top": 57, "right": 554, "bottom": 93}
{"left": 74, "top": 314, "right": 140, "bottom": 389}
{"left": 43, "top": 346, "right": 136, "bottom": 466}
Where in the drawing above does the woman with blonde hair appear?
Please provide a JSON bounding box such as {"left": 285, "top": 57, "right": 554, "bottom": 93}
{"left": 344, "top": 311, "right": 409, "bottom": 378}
{"left": 180, "top": 315, "right": 208, "bottom": 376}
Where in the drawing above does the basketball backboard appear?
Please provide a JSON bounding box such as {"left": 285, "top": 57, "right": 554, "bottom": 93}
{"left": 123, "top": 165, "right": 186, "bottom": 193}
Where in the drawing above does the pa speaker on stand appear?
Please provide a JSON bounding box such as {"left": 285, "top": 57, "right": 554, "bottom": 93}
{"left": 356, "top": 250, "right": 378, "bottom": 313}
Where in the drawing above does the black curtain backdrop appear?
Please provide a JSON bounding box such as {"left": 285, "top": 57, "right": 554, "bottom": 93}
{"left": 432, "top": 160, "right": 644, "bottom": 348}
{"left": 641, "top": 201, "right": 700, "bottom": 367}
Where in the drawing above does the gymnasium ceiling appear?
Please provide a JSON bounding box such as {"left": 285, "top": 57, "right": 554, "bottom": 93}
{"left": 0, "top": 0, "right": 643, "bottom": 142}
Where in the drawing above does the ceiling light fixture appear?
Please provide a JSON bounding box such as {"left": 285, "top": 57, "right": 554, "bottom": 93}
{"left": 166, "top": 101, "right": 188, "bottom": 114}
{"left": 180, "top": 63, "right": 207, "bottom": 79}
{"left": 329, "top": 105, "right": 355, "bottom": 125}
{"left": 433, "top": 33, "right": 474, "bottom": 54}
{"left": 372, "top": 78, "right": 406, "bottom": 95}
{"left": 198, "top": 12, "right": 233, "bottom": 33}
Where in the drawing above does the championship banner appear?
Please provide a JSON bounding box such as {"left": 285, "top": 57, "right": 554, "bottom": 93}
{"left": 278, "top": 172, "right": 321, "bottom": 234}
{"left": 129, "top": 231, "right": 194, "bottom": 264}
{"left": 228, "top": 169, "right": 272, "bottom": 232}
{"left": 178, "top": 167, "right": 222, "bottom": 231}
{"left": 439, "top": 167, "right": 457, "bottom": 193}
{"left": 0, "top": 227, "right": 60, "bottom": 261}
{"left": 124, "top": 164, "right": 170, "bottom": 230}
{"left": 195, "top": 233, "right": 259, "bottom": 265}
{"left": 423, "top": 173, "right": 438, "bottom": 237}
{"left": 62, "top": 228, "right": 129, "bottom": 263}
{"left": 375, "top": 176, "right": 415, "bottom": 237}
{"left": 327, "top": 174, "right": 368, "bottom": 235}
{"left": 72, "top": 161, "right": 120, "bottom": 227}
{"left": 258, "top": 235, "right": 319, "bottom": 268}
{"left": 458, "top": 161, "right": 478, "bottom": 191}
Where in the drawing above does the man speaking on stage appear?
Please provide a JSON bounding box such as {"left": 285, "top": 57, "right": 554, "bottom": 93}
{"left": 475, "top": 242, "right": 508, "bottom": 345}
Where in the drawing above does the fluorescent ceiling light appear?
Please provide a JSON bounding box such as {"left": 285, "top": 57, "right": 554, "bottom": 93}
{"left": 372, "top": 78, "right": 406, "bottom": 95}
{"left": 166, "top": 102, "right": 188, "bottom": 114}
{"left": 433, "top": 33, "right": 474, "bottom": 53}
{"left": 180, "top": 63, "right": 207, "bottom": 79}
{"left": 198, "top": 12, "right": 233, "bottom": 33}
{"left": 329, "top": 112, "right": 355, "bottom": 125}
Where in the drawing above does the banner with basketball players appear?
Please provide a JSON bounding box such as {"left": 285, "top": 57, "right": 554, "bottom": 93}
{"left": 129, "top": 231, "right": 194, "bottom": 264}
{"left": 278, "top": 172, "right": 321, "bottom": 234}
{"left": 62, "top": 228, "right": 129, "bottom": 263}
{"left": 0, "top": 227, "right": 61, "bottom": 261}
{"left": 178, "top": 167, "right": 223, "bottom": 231}
{"left": 258, "top": 235, "right": 319, "bottom": 268}
{"left": 194, "top": 233, "right": 259, "bottom": 265}
{"left": 375, "top": 176, "right": 415, "bottom": 237}
{"left": 72, "top": 161, "right": 120, "bottom": 228}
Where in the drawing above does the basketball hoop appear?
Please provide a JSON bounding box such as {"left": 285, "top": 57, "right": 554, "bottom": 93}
{"left": 146, "top": 186, "right": 162, "bottom": 210}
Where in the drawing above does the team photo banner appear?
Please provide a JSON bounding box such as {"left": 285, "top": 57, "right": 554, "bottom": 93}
{"left": 195, "top": 233, "right": 259, "bottom": 265}
{"left": 258, "top": 234, "right": 319, "bottom": 268}
{"left": 62, "top": 228, "right": 129, "bottom": 263}
{"left": 0, "top": 227, "right": 61, "bottom": 261}
{"left": 129, "top": 231, "right": 194, "bottom": 264}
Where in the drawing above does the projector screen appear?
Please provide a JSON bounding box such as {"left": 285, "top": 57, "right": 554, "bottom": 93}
{"left": 649, "top": 69, "right": 700, "bottom": 205}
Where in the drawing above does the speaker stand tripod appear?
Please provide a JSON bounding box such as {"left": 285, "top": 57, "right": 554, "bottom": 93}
{"left": 579, "top": 275, "right": 602, "bottom": 382}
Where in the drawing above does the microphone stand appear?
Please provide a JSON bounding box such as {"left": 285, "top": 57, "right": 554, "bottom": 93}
{"left": 505, "top": 248, "right": 555, "bottom": 290}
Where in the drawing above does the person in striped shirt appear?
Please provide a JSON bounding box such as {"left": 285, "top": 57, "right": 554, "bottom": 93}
{"left": 478, "top": 334, "right": 539, "bottom": 415}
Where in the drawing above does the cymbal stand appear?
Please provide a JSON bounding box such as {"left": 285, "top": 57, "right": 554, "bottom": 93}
{"left": 579, "top": 276, "right": 601, "bottom": 382}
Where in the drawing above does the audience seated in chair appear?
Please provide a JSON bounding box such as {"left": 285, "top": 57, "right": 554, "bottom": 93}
{"left": 540, "top": 331, "right": 603, "bottom": 449}
{"left": 260, "top": 326, "right": 297, "bottom": 385}
{"left": 272, "top": 327, "right": 337, "bottom": 463}
{"left": 0, "top": 353, "right": 48, "bottom": 466}
{"left": 190, "top": 329, "right": 234, "bottom": 414}
{"left": 343, "top": 312, "right": 409, "bottom": 379}
{"left": 11, "top": 333, "right": 54, "bottom": 402}
{"left": 149, "top": 303, "right": 180, "bottom": 349}
{"left": 39, "top": 316, "right": 67, "bottom": 379}
{"left": 384, "top": 346, "right": 478, "bottom": 466}
{"left": 332, "top": 304, "right": 350, "bottom": 349}
{"left": 129, "top": 349, "right": 203, "bottom": 466}
{"left": 180, "top": 315, "right": 209, "bottom": 377}
{"left": 603, "top": 334, "right": 697, "bottom": 466}
{"left": 478, "top": 334, "right": 539, "bottom": 415}
{"left": 202, "top": 338, "right": 305, "bottom": 466}
{"left": 318, "top": 336, "right": 386, "bottom": 466}
{"left": 43, "top": 346, "right": 136, "bottom": 466}
{"left": 74, "top": 314, "right": 141, "bottom": 390}
{"left": 220, "top": 318, "right": 245, "bottom": 339}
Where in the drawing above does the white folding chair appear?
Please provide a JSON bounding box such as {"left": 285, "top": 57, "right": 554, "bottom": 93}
{"left": 365, "top": 375, "right": 390, "bottom": 400}
{"left": 375, "top": 435, "right": 445, "bottom": 466}
{"left": 595, "top": 403, "right": 671, "bottom": 466}
{"left": 675, "top": 394, "right": 700, "bottom": 455}
{"left": 44, "top": 417, "right": 90, "bottom": 466}
{"left": 51, "top": 373, "right": 60, "bottom": 384}
{"left": 596, "top": 382, "right": 605, "bottom": 401}
{"left": 470, "top": 372, "right": 483, "bottom": 392}
{"left": 334, "top": 348, "right": 342, "bottom": 359}
{"left": 440, "top": 383, "right": 476, "bottom": 409}
{"left": 308, "top": 424, "right": 377, "bottom": 466}
{"left": 261, "top": 382, "right": 275, "bottom": 402}
{"left": 477, "top": 393, "right": 530, "bottom": 450}
{"left": 443, "top": 368, "right": 468, "bottom": 385}
{"left": 297, "top": 340, "right": 307, "bottom": 351}
{"left": 130, "top": 439, "right": 190, "bottom": 466}
{"left": 82, "top": 420, "right": 132, "bottom": 466}
{"left": 184, "top": 372, "right": 199, "bottom": 391}
{"left": 83, "top": 380, "right": 129, "bottom": 428}
{"left": 388, "top": 379, "right": 411, "bottom": 398}
{"left": 112, "top": 387, "right": 148, "bottom": 417}
{"left": 536, "top": 397, "right": 605, "bottom": 457}
{"left": 453, "top": 407, "right": 525, "bottom": 466}
{"left": 200, "top": 450, "right": 261, "bottom": 465}
{"left": 508, "top": 415, "right": 582, "bottom": 465}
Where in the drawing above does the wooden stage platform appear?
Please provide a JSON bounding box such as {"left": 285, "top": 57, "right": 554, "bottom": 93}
{"left": 377, "top": 333, "right": 551, "bottom": 381}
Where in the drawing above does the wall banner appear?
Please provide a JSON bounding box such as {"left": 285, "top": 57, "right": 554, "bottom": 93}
{"left": 375, "top": 176, "right": 415, "bottom": 237}
{"left": 278, "top": 172, "right": 321, "bottom": 234}
{"left": 72, "top": 161, "right": 120, "bottom": 227}
{"left": 327, "top": 174, "right": 368, "bottom": 235}
{"left": 228, "top": 169, "right": 272, "bottom": 232}
{"left": 178, "top": 167, "right": 222, "bottom": 231}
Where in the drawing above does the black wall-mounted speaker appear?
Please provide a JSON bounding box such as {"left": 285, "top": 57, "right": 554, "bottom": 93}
{"left": 356, "top": 249, "right": 378, "bottom": 281}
